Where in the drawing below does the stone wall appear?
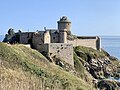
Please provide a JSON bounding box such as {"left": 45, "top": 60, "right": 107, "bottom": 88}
{"left": 49, "top": 30, "right": 59, "bottom": 43}
{"left": 48, "top": 43, "right": 73, "bottom": 66}
{"left": 35, "top": 44, "right": 48, "bottom": 53}
{"left": 32, "top": 31, "right": 44, "bottom": 45}
{"left": 36, "top": 43, "right": 74, "bottom": 66}
{"left": 19, "top": 32, "right": 34, "bottom": 44}
{"left": 67, "top": 36, "right": 101, "bottom": 50}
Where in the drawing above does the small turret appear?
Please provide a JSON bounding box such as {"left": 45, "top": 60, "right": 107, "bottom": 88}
{"left": 57, "top": 16, "right": 71, "bottom": 31}
{"left": 44, "top": 31, "right": 50, "bottom": 43}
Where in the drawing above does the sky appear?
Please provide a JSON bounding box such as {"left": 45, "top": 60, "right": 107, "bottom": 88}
{"left": 0, "top": 0, "right": 120, "bottom": 36}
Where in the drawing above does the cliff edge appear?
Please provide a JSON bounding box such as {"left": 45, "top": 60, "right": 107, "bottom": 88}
{"left": 0, "top": 43, "right": 120, "bottom": 90}
{"left": 0, "top": 43, "right": 95, "bottom": 90}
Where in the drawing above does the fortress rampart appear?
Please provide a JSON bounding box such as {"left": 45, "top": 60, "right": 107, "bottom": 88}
{"left": 68, "top": 36, "right": 101, "bottom": 50}
{"left": 3, "top": 16, "right": 101, "bottom": 66}
{"left": 36, "top": 43, "right": 73, "bottom": 66}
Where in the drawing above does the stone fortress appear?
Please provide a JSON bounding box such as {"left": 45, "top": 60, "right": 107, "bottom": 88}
{"left": 4, "top": 16, "right": 101, "bottom": 66}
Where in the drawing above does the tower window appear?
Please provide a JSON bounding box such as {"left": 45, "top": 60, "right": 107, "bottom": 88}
{"left": 53, "top": 37, "right": 55, "bottom": 39}
{"left": 27, "top": 33, "right": 29, "bottom": 38}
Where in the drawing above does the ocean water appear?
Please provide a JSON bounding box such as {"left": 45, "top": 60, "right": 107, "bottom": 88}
{"left": 101, "top": 36, "right": 120, "bottom": 60}
{"left": 0, "top": 35, "right": 4, "bottom": 42}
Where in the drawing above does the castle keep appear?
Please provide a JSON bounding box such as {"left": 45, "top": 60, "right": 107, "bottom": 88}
{"left": 3, "top": 16, "right": 101, "bottom": 66}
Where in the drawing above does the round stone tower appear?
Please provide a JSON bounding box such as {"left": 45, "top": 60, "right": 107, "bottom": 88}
{"left": 57, "top": 16, "right": 71, "bottom": 31}
{"left": 57, "top": 16, "right": 71, "bottom": 43}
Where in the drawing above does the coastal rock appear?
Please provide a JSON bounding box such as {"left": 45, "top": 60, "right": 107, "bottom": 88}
{"left": 74, "top": 46, "right": 120, "bottom": 79}
{"left": 97, "top": 79, "right": 120, "bottom": 90}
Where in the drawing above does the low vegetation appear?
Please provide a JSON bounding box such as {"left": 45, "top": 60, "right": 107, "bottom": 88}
{"left": 1, "top": 43, "right": 120, "bottom": 90}
{"left": 0, "top": 43, "right": 95, "bottom": 90}
{"left": 74, "top": 46, "right": 106, "bottom": 60}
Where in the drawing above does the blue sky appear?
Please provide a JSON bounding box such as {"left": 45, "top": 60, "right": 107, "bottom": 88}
{"left": 0, "top": 0, "right": 120, "bottom": 36}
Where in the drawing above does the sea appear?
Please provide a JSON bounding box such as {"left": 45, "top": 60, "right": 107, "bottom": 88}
{"left": 0, "top": 35, "right": 4, "bottom": 42}
{"left": 101, "top": 36, "right": 120, "bottom": 60}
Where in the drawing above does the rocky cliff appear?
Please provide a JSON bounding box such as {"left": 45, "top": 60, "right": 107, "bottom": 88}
{"left": 74, "top": 46, "right": 120, "bottom": 90}
{"left": 0, "top": 43, "right": 120, "bottom": 90}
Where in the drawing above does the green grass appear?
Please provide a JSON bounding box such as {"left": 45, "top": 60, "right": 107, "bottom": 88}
{"left": 74, "top": 46, "right": 106, "bottom": 60}
{"left": 73, "top": 51, "right": 94, "bottom": 83}
{"left": 0, "top": 43, "right": 95, "bottom": 90}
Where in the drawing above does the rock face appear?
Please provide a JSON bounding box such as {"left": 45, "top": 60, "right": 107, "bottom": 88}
{"left": 74, "top": 46, "right": 120, "bottom": 90}
{"left": 97, "top": 79, "right": 120, "bottom": 90}
{"left": 85, "top": 58, "right": 113, "bottom": 79}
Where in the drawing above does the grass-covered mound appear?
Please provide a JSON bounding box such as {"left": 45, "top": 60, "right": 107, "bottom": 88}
{"left": 0, "top": 43, "right": 95, "bottom": 90}
{"left": 74, "top": 46, "right": 106, "bottom": 60}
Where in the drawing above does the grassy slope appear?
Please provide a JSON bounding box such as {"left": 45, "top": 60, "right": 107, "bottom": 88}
{"left": 0, "top": 43, "right": 95, "bottom": 90}
{"left": 74, "top": 46, "right": 106, "bottom": 59}
{"left": 74, "top": 46, "right": 120, "bottom": 69}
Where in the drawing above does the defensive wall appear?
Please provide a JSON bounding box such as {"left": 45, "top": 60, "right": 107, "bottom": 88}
{"left": 19, "top": 32, "right": 34, "bottom": 44}
{"left": 67, "top": 36, "right": 101, "bottom": 50}
{"left": 19, "top": 32, "right": 101, "bottom": 51}
{"left": 36, "top": 43, "right": 74, "bottom": 66}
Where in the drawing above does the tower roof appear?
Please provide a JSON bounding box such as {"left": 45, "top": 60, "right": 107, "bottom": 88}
{"left": 57, "top": 16, "right": 71, "bottom": 23}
